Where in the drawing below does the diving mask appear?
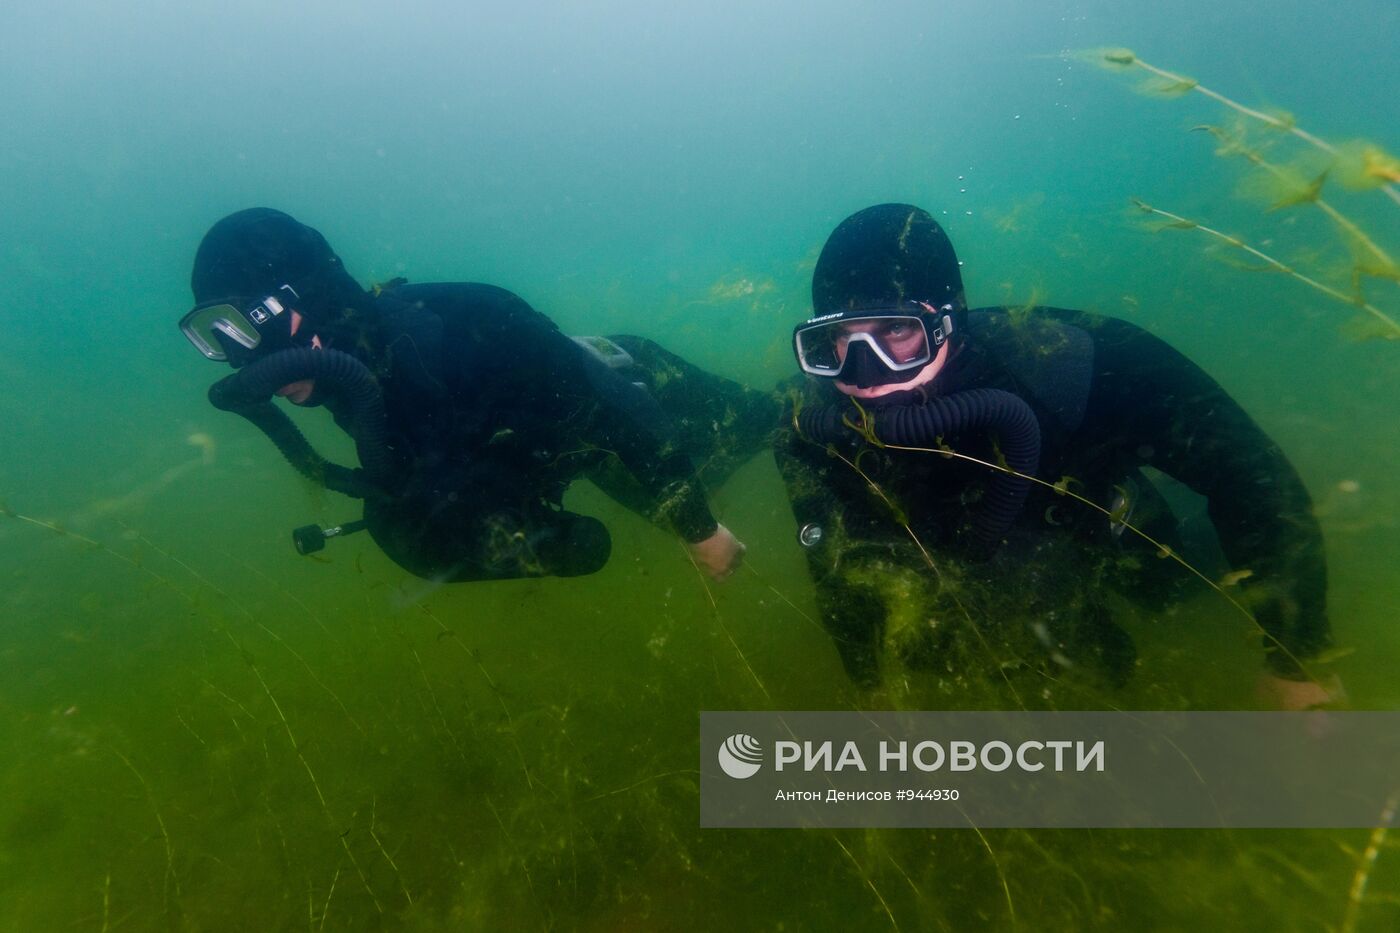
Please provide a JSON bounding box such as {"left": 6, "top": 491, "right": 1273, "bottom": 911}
{"left": 793, "top": 303, "right": 953, "bottom": 383}
{"left": 179, "top": 285, "right": 301, "bottom": 365}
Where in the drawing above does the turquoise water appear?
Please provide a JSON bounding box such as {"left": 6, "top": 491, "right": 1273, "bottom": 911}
{"left": 2, "top": 0, "right": 1399, "bottom": 929}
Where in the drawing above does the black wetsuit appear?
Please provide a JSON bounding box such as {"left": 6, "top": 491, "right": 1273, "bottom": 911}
{"left": 333, "top": 282, "right": 757, "bottom": 581}
{"left": 776, "top": 307, "right": 1330, "bottom": 686}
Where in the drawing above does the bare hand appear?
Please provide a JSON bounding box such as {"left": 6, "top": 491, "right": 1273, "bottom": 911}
{"left": 687, "top": 524, "right": 746, "bottom": 581}
{"left": 1255, "top": 671, "right": 1346, "bottom": 710}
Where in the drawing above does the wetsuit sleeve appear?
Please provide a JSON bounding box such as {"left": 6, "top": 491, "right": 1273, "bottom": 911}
{"left": 423, "top": 284, "right": 721, "bottom": 543}
{"left": 605, "top": 335, "right": 782, "bottom": 491}
{"left": 1081, "top": 318, "right": 1330, "bottom": 676}
{"left": 560, "top": 336, "right": 721, "bottom": 543}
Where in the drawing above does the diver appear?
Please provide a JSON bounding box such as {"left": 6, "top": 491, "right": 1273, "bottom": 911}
{"left": 777, "top": 203, "right": 1340, "bottom": 709}
{"left": 179, "top": 208, "right": 772, "bottom": 583}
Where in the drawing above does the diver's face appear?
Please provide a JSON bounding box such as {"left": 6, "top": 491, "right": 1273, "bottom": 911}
{"left": 835, "top": 339, "right": 949, "bottom": 399}
{"left": 831, "top": 319, "right": 929, "bottom": 366}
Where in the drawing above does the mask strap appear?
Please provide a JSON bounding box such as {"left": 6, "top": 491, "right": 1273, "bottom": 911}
{"left": 916, "top": 301, "right": 955, "bottom": 344}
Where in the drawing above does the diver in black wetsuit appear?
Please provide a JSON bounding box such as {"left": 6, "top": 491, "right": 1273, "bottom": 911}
{"left": 778, "top": 203, "right": 1340, "bottom": 708}
{"left": 178, "top": 208, "right": 766, "bottom": 582}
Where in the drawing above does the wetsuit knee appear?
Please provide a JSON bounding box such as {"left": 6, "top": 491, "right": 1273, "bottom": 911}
{"left": 365, "top": 497, "right": 611, "bottom": 582}
{"left": 533, "top": 513, "right": 611, "bottom": 578}
{"left": 814, "top": 581, "right": 887, "bottom": 687}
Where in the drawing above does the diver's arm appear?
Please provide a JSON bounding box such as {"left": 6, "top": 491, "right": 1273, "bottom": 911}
{"left": 602, "top": 335, "right": 782, "bottom": 489}
{"left": 601, "top": 335, "right": 784, "bottom": 579}
{"left": 555, "top": 334, "right": 724, "bottom": 544}
{"left": 431, "top": 292, "right": 736, "bottom": 572}
{"left": 582, "top": 391, "right": 721, "bottom": 544}
{"left": 582, "top": 379, "right": 746, "bottom": 579}
{"left": 1082, "top": 317, "right": 1331, "bottom": 679}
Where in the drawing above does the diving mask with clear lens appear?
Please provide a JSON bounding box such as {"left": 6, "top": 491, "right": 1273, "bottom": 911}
{"left": 793, "top": 303, "right": 953, "bottom": 380}
{"left": 179, "top": 285, "right": 300, "bottom": 364}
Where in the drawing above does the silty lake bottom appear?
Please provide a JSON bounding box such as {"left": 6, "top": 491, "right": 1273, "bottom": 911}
{"left": 2, "top": 1, "right": 1399, "bottom": 929}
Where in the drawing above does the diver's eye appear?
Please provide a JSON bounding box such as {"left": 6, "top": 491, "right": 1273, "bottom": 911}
{"left": 883, "top": 322, "right": 910, "bottom": 338}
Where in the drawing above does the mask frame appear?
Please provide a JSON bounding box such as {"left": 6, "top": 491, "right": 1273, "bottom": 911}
{"left": 793, "top": 303, "right": 954, "bottom": 379}
{"left": 179, "top": 285, "right": 301, "bottom": 363}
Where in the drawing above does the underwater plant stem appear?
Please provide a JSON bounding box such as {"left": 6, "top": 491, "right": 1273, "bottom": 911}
{"left": 1314, "top": 201, "right": 1396, "bottom": 272}
{"left": 879, "top": 848, "right": 953, "bottom": 932}
{"left": 832, "top": 835, "right": 901, "bottom": 932}
{"left": 1114, "top": 51, "right": 1400, "bottom": 208}
{"left": 110, "top": 747, "right": 181, "bottom": 912}
{"left": 1340, "top": 789, "right": 1400, "bottom": 933}
{"left": 339, "top": 832, "right": 383, "bottom": 916}
{"left": 484, "top": 797, "right": 545, "bottom": 925}
{"left": 820, "top": 441, "right": 1029, "bottom": 710}
{"left": 584, "top": 769, "right": 700, "bottom": 802}
{"left": 0, "top": 506, "right": 100, "bottom": 546}
{"left": 243, "top": 646, "right": 329, "bottom": 810}
{"left": 232, "top": 639, "right": 383, "bottom": 914}
{"left": 0, "top": 505, "right": 197, "bottom": 599}
{"left": 408, "top": 641, "right": 469, "bottom": 764}
{"left": 1196, "top": 125, "right": 1395, "bottom": 272}
{"left": 964, "top": 820, "right": 1017, "bottom": 928}
{"left": 317, "top": 866, "right": 341, "bottom": 933}
{"left": 1132, "top": 199, "right": 1400, "bottom": 339}
{"left": 741, "top": 562, "right": 829, "bottom": 635}
{"left": 682, "top": 540, "right": 772, "bottom": 701}
{"left": 256, "top": 622, "right": 368, "bottom": 739}
{"left": 369, "top": 796, "right": 414, "bottom": 907}
{"left": 1130, "top": 57, "right": 1338, "bottom": 154}
{"left": 416, "top": 604, "right": 538, "bottom": 792}
{"left": 820, "top": 435, "right": 941, "bottom": 581}
{"left": 231, "top": 553, "right": 337, "bottom": 640}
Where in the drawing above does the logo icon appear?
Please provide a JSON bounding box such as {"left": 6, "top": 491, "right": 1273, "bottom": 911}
{"left": 718, "top": 733, "right": 763, "bottom": 779}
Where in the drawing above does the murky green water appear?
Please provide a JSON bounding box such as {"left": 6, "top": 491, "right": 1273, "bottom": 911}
{"left": 3, "top": 0, "right": 1398, "bottom": 929}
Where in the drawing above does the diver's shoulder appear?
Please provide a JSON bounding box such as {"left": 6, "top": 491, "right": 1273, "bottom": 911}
{"left": 968, "top": 305, "right": 1104, "bottom": 326}
{"left": 968, "top": 305, "right": 1155, "bottom": 343}
{"left": 380, "top": 281, "right": 560, "bottom": 336}
{"left": 381, "top": 281, "right": 532, "bottom": 311}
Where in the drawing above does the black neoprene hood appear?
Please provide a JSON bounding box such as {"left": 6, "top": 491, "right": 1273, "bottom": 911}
{"left": 812, "top": 203, "right": 966, "bottom": 314}
{"left": 190, "top": 208, "right": 368, "bottom": 327}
